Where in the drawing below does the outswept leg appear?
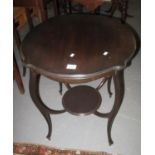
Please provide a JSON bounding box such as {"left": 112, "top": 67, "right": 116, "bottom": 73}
{"left": 29, "top": 70, "right": 52, "bottom": 139}
{"left": 107, "top": 70, "right": 124, "bottom": 145}
{"left": 29, "top": 70, "right": 65, "bottom": 139}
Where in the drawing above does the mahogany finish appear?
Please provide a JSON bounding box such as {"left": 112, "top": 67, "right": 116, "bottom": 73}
{"left": 62, "top": 85, "right": 102, "bottom": 115}
{"left": 21, "top": 14, "right": 138, "bottom": 145}
{"left": 21, "top": 14, "right": 136, "bottom": 83}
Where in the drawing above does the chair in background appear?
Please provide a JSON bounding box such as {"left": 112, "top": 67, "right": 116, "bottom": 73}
{"left": 58, "top": 0, "right": 129, "bottom": 23}
{"left": 13, "top": 0, "right": 60, "bottom": 22}
{"left": 13, "top": 13, "right": 26, "bottom": 94}
{"left": 13, "top": 0, "right": 54, "bottom": 75}
{"left": 108, "top": 0, "right": 129, "bottom": 23}
{"left": 13, "top": 0, "right": 60, "bottom": 93}
{"left": 13, "top": 0, "right": 48, "bottom": 94}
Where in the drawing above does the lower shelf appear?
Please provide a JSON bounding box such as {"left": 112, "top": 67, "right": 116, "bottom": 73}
{"left": 62, "top": 85, "right": 102, "bottom": 115}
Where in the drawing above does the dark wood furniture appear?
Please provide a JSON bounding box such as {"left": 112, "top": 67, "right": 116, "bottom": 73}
{"left": 13, "top": 0, "right": 60, "bottom": 32}
{"left": 13, "top": 0, "right": 59, "bottom": 22}
{"left": 13, "top": 0, "right": 57, "bottom": 75}
{"left": 21, "top": 14, "right": 138, "bottom": 145}
{"left": 13, "top": 0, "right": 60, "bottom": 94}
{"left": 13, "top": 54, "right": 25, "bottom": 94}
{"left": 59, "top": 0, "right": 129, "bottom": 22}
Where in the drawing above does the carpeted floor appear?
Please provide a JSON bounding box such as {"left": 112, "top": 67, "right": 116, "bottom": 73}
{"left": 13, "top": 143, "right": 118, "bottom": 155}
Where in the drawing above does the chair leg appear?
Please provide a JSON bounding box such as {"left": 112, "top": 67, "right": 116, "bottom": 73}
{"left": 13, "top": 55, "right": 25, "bottom": 94}
{"left": 13, "top": 20, "right": 21, "bottom": 50}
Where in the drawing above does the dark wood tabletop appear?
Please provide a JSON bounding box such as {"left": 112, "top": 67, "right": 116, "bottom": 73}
{"left": 21, "top": 14, "right": 137, "bottom": 83}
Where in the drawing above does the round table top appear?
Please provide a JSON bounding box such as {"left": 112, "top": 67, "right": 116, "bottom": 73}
{"left": 21, "top": 14, "right": 137, "bottom": 83}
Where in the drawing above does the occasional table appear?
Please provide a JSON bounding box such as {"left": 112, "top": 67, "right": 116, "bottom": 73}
{"left": 21, "top": 14, "right": 138, "bottom": 145}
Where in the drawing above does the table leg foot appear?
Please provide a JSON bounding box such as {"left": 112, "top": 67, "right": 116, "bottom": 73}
{"left": 94, "top": 111, "right": 109, "bottom": 118}
{"left": 29, "top": 70, "right": 53, "bottom": 140}
{"left": 107, "top": 70, "right": 124, "bottom": 145}
{"left": 45, "top": 114, "right": 52, "bottom": 140}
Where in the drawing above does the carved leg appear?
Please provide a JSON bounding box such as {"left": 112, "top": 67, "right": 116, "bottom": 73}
{"left": 29, "top": 70, "right": 65, "bottom": 139}
{"left": 107, "top": 77, "right": 113, "bottom": 97}
{"left": 29, "top": 70, "right": 52, "bottom": 139}
{"left": 107, "top": 70, "right": 124, "bottom": 145}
